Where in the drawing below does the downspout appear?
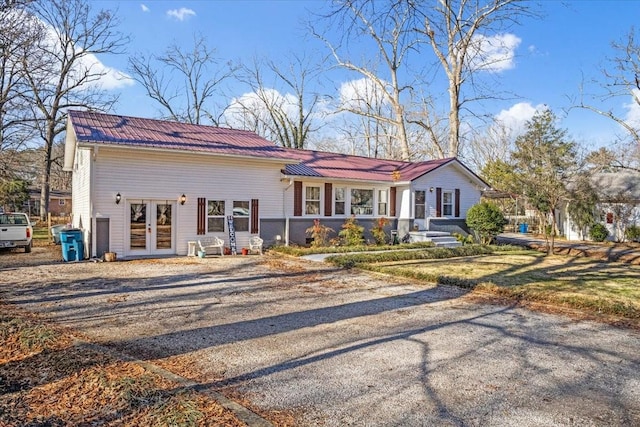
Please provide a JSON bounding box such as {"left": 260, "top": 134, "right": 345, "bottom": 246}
{"left": 282, "top": 177, "right": 293, "bottom": 246}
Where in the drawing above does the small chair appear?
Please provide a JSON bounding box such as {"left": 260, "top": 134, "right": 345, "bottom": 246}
{"left": 197, "top": 237, "right": 225, "bottom": 257}
{"left": 248, "top": 236, "right": 263, "bottom": 255}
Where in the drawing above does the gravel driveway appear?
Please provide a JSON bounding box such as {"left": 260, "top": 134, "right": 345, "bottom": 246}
{"left": 1, "top": 247, "right": 640, "bottom": 426}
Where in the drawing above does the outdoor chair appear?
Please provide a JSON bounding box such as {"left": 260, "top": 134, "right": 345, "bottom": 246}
{"left": 248, "top": 236, "right": 263, "bottom": 255}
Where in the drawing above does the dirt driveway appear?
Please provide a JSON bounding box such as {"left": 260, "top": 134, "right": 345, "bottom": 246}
{"left": 1, "top": 246, "right": 640, "bottom": 426}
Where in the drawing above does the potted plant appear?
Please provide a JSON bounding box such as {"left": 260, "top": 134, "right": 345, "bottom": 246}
{"left": 241, "top": 247, "right": 249, "bottom": 255}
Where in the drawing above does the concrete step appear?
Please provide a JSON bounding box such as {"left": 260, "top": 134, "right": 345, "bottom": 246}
{"left": 429, "top": 236, "right": 462, "bottom": 247}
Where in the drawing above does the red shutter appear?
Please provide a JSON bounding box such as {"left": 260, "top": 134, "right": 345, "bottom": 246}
{"left": 436, "top": 187, "right": 442, "bottom": 217}
{"left": 390, "top": 187, "right": 396, "bottom": 217}
{"left": 324, "top": 183, "right": 332, "bottom": 216}
{"left": 294, "top": 181, "right": 302, "bottom": 216}
{"left": 197, "top": 197, "right": 206, "bottom": 235}
{"left": 251, "top": 199, "right": 259, "bottom": 234}
{"left": 455, "top": 188, "right": 460, "bottom": 217}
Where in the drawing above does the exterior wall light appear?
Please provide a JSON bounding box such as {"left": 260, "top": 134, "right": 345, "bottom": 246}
{"left": 180, "top": 194, "right": 187, "bottom": 205}
{"left": 429, "top": 187, "right": 434, "bottom": 193}
{"left": 115, "top": 192, "right": 121, "bottom": 204}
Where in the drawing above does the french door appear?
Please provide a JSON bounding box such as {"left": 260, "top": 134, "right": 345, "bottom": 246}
{"left": 128, "top": 200, "right": 175, "bottom": 256}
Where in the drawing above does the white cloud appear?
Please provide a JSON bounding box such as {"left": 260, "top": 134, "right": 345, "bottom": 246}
{"left": 494, "top": 102, "right": 546, "bottom": 138}
{"left": 40, "top": 22, "right": 133, "bottom": 91}
{"left": 224, "top": 89, "right": 299, "bottom": 128}
{"left": 141, "top": 4, "right": 149, "bottom": 12}
{"left": 467, "top": 33, "right": 521, "bottom": 73}
{"left": 624, "top": 89, "right": 640, "bottom": 130}
{"left": 166, "top": 7, "right": 196, "bottom": 21}
{"left": 338, "top": 77, "right": 389, "bottom": 112}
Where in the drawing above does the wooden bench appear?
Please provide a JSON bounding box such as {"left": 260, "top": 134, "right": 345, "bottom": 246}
{"left": 197, "top": 237, "right": 225, "bottom": 257}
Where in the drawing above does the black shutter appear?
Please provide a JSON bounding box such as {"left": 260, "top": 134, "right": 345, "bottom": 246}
{"left": 455, "top": 189, "right": 460, "bottom": 217}
{"left": 436, "top": 187, "right": 442, "bottom": 217}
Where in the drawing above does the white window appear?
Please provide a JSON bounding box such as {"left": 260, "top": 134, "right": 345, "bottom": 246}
{"left": 207, "top": 200, "right": 225, "bottom": 232}
{"left": 415, "top": 191, "right": 425, "bottom": 219}
{"left": 334, "top": 187, "right": 346, "bottom": 215}
{"left": 378, "top": 189, "right": 388, "bottom": 216}
{"left": 443, "top": 191, "right": 453, "bottom": 216}
{"left": 351, "top": 189, "right": 373, "bottom": 215}
{"left": 233, "top": 201, "right": 250, "bottom": 232}
{"left": 305, "top": 186, "right": 321, "bottom": 215}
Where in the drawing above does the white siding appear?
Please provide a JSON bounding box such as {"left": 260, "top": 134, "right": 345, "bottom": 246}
{"left": 71, "top": 147, "right": 92, "bottom": 257}
{"left": 409, "top": 163, "right": 482, "bottom": 226}
{"left": 282, "top": 179, "right": 395, "bottom": 218}
{"left": 90, "top": 147, "right": 289, "bottom": 257}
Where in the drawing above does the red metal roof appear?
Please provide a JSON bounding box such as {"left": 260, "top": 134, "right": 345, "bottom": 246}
{"left": 67, "top": 110, "right": 484, "bottom": 185}
{"left": 68, "top": 110, "right": 296, "bottom": 161}
{"left": 284, "top": 149, "right": 457, "bottom": 182}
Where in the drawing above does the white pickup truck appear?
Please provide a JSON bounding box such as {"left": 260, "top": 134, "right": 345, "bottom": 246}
{"left": 0, "top": 212, "right": 33, "bottom": 253}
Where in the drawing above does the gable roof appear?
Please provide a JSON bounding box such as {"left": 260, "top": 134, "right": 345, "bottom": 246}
{"left": 283, "top": 149, "right": 487, "bottom": 185}
{"left": 66, "top": 110, "right": 488, "bottom": 187}
{"left": 593, "top": 172, "right": 640, "bottom": 201}
{"left": 67, "top": 110, "right": 296, "bottom": 162}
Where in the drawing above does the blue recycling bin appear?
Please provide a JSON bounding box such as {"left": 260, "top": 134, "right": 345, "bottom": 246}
{"left": 60, "top": 228, "right": 84, "bottom": 261}
{"left": 519, "top": 223, "right": 528, "bottom": 234}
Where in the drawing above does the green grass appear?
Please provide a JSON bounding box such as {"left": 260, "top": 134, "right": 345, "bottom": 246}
{"left": 322, "top": 246, "right": 640, "bottom": 320}
{"left": 32, "top": 226, "right": 50, "bottom": 241}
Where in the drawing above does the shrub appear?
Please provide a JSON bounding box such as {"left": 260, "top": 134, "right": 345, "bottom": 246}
{"left": 626, "top": 225, "right": 640, "bottom": 242}
{"left": 370, "top": 217, "right": 390, "bottom": 245}
{"left": 453, "top": 232, "right": 475, "bottom": 245}
{"left": 589, "top": 223, "right": 609, "bottom": 242}
{"left": 339, "top": 215, "right": 365, "bottom": 246}
{"left": 305, "top": 219, "right": 335, "bottom": 247}
{"left": 466, "top": 202, "right": 507, "bottom": 245}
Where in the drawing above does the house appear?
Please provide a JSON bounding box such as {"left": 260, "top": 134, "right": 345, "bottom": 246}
{"left": 560, "top": 171, "right": 640, "bottom": 241}
{"left": 63, "top": 110, "right": 488, "bottom": 259}
{"left": 25, "top": 188, "right": 72, "bottom": 219}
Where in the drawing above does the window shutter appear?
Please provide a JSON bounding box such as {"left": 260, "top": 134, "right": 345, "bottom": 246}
{"left": 436, "top": 187, "right": 442, "bottom": 217}
{"left": 197, "top": 197, "right": 206, "bottom": 235}
{"left": 294, "top": 181, "right": 302, "bottom": 216}
{"left": 324, "top": 183, "right": 332, "bottom": 216}
{"left": 390, "top": 187, "right": 396, "bottom": 217}
{"left": 251, "top": 199, "right": 259, "bottom": 234}
{"left": 455, "top": 189, "right": 460, "bottom": 217}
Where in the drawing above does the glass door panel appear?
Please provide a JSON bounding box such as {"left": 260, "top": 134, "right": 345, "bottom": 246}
{"left": 156, "top": 203, "right": 172, "bottom": 250}
{"left": 130, "top": 203, "right": 147, "bottom": 250}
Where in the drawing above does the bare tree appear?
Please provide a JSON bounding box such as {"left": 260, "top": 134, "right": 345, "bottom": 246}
{"left": 414, "top": 0, "right": 533, "bottom": 157}
{"left": 228, "top": 55, "right": 322, "bottom": 149}
{"left": 577, "top": 28, "right": 640, "bottom": 147}
{"left": 20, "top": 0, "right": 128, "bottom": 220}
{"left": 129, "top": 35, "right": 238, "bottom": 126}
{"left": 314, "top": 0, "right": 421, "bottom": 160}
{"left": 0, "top": 1, "right": 39, "bottom": 181}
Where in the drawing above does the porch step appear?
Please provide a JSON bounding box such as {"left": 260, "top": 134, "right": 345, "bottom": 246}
{"left": 408, "top": 231, "right": 462, "bottom": 247}
{"left": 429, "top": 236, "right": 462, "bottom": 247}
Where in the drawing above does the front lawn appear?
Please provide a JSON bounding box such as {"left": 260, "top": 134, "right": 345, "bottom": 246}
{"left": 326, "top": 247, "right": 640, "bottom": 322}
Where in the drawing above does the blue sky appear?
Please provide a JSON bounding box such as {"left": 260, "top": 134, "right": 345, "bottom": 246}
{"left": 92, "top": 0, "right": 640, "bottom": 153}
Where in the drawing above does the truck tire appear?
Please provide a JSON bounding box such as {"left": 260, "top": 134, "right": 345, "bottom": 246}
{"left": 24, "top": 242, "right": 31, "bottom": 253}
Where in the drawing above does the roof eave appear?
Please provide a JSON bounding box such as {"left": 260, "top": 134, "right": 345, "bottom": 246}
{"left": 280, "top": 173, "right": 411, "bottom": 186}
{"left": 76, "top": 141, "right": 300, "bottom": 164}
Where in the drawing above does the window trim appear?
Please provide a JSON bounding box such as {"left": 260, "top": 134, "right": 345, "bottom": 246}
{"left": 350, "top": 188, "right": 374, "bottom": 216}
{"left": 414, "top": 190, "right": 426, "bottom": 219}
{"left": 233, "top": 200, "right": 250, "bottom": 232}
{"left": 442, "top": 190, "right": 454, "bottom": 217}
{"left": 304, "top": 185, "right": 321, "bottom": 216}
{"left": 207, "top": 200, "right": 225, "bottom": 233}
{"left": 334, "top": 186, "right": 346, "bottom": 216}
{"left": 377, "top": 189, "right": 388, "bottom": 216}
